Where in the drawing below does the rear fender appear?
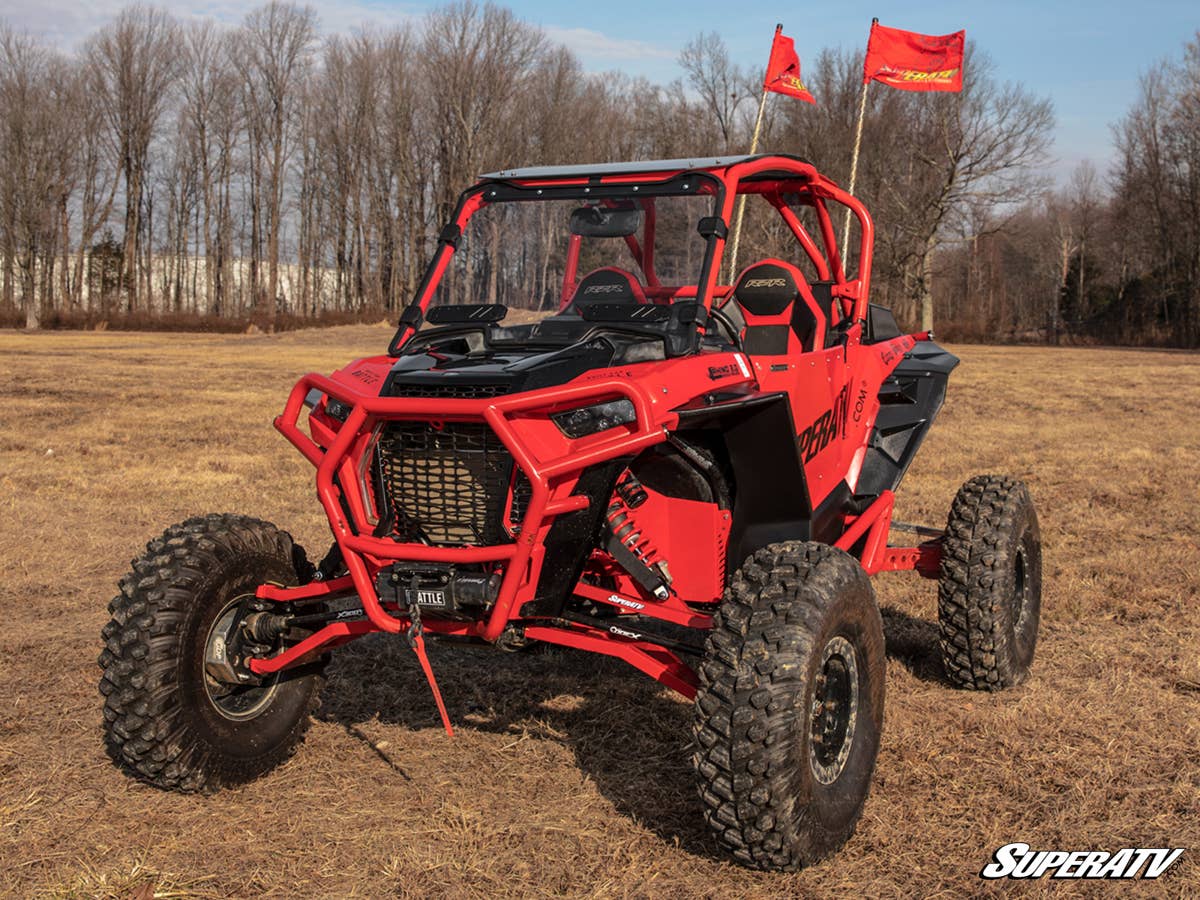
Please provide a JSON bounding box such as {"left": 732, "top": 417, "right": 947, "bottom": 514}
{"left": 855, "top": 340, "right": 960, "bottom": 496}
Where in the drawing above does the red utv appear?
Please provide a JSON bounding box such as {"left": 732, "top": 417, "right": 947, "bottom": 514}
{"left": 100, "top": 154, "right": 1042, "bottom": 870}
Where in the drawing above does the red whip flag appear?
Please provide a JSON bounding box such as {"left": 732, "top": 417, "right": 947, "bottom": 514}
{"left": 863, "top": 22, "right": 965, "bottom": 92}
{"left": 763, "top": 26, "right": 816, "bottom": 104}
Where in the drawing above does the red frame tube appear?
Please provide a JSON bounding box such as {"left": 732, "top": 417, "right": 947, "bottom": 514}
{"left": 769, "top": 196, "right": 832, "bottom": 281}
{"left": 524, "top": 624, "right": 698, "bottom": 698}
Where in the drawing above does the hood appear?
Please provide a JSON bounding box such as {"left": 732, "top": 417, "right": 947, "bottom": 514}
{"left": 382, "top": 337, "right": 622, "bottom": 398}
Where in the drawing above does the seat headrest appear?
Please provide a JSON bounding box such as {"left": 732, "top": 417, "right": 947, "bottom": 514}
{"left": 732, "top": 262, "right": 800, "bottom": 316}
{"left": 572, "top": 267, "right": 645, "bottom": 309}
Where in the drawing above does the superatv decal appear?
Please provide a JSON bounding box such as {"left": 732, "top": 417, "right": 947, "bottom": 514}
{"left": 852, "top": 382, "right": 869, "bottom": 423}
{"left": 797, "top": 384, "right": 850, "bottom": 463}
{"left": 581, "top": 368, "right": 636, "bottom": 381}
{"left": 605, "top": 594, "right": 645, "bottom": 611}
{"left": 980, "top": 843, "right": 1185, "bottom": 880}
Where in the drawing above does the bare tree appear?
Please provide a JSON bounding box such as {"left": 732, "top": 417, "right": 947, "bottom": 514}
{"left": 234, "top": 1, "right": 316, "bottom": 323}
{"left": 422, "top": 2, "right": 545, "bottom": 223}
{"left": 0, "top": 3, "right": 1191, "bottom": 347}
{"left": 887, "top": 49, "right": 1054, "bottom": 329}
{"left": 181, "top": 20, "right": 239, "bottom": 315}
{"left": 0, "top": 26, "right": 75, "bottom": 328}
{"left": 86, "top": 6, "right": 181, "bottom": 313}
{"left": 679, "top": 32, "right": 749, "bottom": 152}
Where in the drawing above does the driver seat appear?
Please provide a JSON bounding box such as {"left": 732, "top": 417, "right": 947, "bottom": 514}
{"left": 723, "top": 259, "right": 827, "bottom": 354}
{"left": 562, "top": 267, "right": 647, "bottom": 315}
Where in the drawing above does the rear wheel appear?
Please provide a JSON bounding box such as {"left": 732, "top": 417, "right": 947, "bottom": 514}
{"left": 99, "top": 514, "right": 324, "bottom": 792}
{"left": 693, "top": 542, "right": 885, "bottom": 870}
{"left": 938, "top": 475, "right": 1042, "bottom": 689}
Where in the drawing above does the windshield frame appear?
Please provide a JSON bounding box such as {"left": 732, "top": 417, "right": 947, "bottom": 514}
{"left": 396, "top": 170, "right": 725, "bottom": 351}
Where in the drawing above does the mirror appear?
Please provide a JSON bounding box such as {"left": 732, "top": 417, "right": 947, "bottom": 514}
{"left": 569, "top": 205, "right": 644, "bottom": 238}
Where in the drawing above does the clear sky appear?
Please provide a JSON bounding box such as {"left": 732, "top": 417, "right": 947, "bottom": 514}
{"left": 6, "top": 0, "right": 1199, "bottom": 181}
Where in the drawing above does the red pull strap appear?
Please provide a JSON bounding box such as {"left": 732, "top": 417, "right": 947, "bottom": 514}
{"left": 410, "top": 632, "right": 454, "bottom": 738}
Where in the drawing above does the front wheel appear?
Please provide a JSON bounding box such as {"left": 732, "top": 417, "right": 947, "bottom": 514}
{"left": 99, "top": 514, "right": 324, "bottom": 792}
{"left": 693, "top": 542, "right": 886, "bottom": 871}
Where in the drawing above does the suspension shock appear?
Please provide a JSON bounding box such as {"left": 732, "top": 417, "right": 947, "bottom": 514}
{"left": 604, "top": 471, "right": 672, "bottom": 597}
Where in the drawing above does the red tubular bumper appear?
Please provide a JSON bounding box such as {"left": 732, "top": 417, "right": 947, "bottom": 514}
{"left": 273, "top": 372, "right": 668, "bottom": 643}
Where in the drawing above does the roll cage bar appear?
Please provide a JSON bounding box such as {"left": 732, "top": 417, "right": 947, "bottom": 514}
{"left": 389, "top": 154, "right": 874, "bottom": 353}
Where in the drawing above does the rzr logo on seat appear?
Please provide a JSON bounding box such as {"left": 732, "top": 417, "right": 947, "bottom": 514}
{"left": 583, "top": 284, "right": 626, "bottom": 295}
{"left": 797, "top": 384, "right": 849, "bottom": 463}
{"left": 743, "top": 277, "right": 788, "bottom": 289}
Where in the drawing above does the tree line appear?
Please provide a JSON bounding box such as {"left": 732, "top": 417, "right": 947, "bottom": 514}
{"left": 0, "top": 2, "right": 1197, "bottom": 346}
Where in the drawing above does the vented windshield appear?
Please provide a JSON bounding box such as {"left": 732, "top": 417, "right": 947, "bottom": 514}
{"left": 430, "top": 184, "right": 721, "bottom": 313}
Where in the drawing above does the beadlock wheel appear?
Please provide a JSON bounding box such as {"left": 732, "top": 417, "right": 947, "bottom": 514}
{"left": 809, "top": 635, "right": 859, "bottom": 785}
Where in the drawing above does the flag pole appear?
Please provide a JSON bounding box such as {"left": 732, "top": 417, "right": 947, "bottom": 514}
{"left": 727, "top": 23, "right": 779, "bottom": 283}
{"left": 841, "top": 17, "right": 878, "bottom": 263}
{"left": 727, "top": 86, "right": 768, "bottom": 281}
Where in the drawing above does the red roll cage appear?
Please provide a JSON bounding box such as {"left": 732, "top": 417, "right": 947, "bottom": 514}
{"left": 390, "top": 154, "right": 875, "bottom": 349}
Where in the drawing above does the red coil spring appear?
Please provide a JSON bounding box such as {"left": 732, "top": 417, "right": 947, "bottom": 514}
{"left": 605, "top": 472, "right": 669, "bottom": 577}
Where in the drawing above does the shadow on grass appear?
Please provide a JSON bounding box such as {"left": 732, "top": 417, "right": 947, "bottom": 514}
{"left": 880, "top": 605, "right": 953, "bottom": 686}
{"left": 316, "top": 606, "right": 952, "bottom": 858}
{"left": 316, "top": 633, "right": 718, "bottom": 859}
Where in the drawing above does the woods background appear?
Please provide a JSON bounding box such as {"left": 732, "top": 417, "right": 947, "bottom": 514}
{"left": 1, "top": 2, "right": 1198, "bottom": 346}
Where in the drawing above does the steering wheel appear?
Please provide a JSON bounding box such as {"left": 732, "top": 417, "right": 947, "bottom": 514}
{"left": 708, "top": 305, "right": 743, "bottom": 350}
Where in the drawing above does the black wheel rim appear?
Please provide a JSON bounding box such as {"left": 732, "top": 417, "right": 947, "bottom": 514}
{"left": 203, "top": 595, "right": 279, "bottom": 721}
{"left": 809, "top": 635, "right": 859, "bottom": 785}
{"left": 1013, "top": 546, "right": 1031, "bottom": 631}
{"left": 1010, "top": 535, "right": 1039, "bottom": 662}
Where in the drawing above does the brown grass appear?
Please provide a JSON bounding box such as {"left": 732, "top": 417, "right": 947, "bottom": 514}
{"left": 0, "top": 326, "right": 1197, "bottom": 898}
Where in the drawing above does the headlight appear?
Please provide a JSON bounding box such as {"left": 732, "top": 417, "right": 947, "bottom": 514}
{"left": 551, "top": 398, "right": 637, "bottom": 438}
{"left": 324, "top": 399, "right": 352, "bottom": 422}
{"left": 303, "top": 389, "right": 350, "bottom": 422}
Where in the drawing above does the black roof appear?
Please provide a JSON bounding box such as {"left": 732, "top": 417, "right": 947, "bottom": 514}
{"left": 479, "top": 154, "right": 812, "bottom": 181}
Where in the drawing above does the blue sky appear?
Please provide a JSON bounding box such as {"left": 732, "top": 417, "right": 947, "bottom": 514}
{"left": 7, "top": 0, "right": 1199, "bottom": 180}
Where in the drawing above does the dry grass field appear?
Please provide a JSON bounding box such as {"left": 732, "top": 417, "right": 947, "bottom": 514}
{"left": 1, "top": 325, "right": 1197, "bottom": 898}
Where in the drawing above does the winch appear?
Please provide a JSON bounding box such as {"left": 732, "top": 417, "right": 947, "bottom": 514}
{"left": 375, "top": 564, "right": 501, "bottom": 617}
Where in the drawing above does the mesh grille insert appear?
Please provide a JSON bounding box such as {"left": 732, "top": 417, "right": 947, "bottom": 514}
{"left": 375, "top": 422, "right": 516, "bottom": 546}
{"left": 509, "top": 472, "right": 533, "bottom": 532}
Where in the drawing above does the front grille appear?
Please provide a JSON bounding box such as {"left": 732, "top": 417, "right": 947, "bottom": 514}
{"left": 510, "top": 472, "right": 533, "bottom": 531}
{"left": 387, "top": 382, "right": 511, "bottom": 400}
{"left": 375, "top": 421, "right": 517, "bottom": 546}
